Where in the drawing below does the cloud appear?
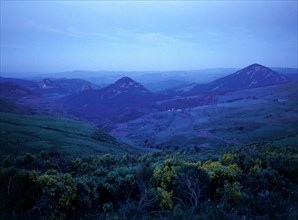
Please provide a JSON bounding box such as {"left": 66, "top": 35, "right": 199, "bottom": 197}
{"left": 26, "top": 19, "right": 113, "bottom": 39}
{"left": 26, "top": 20, "right": 80, "bottom": 37}
{"left": 115, "top": 28, "right": 185, "bottom": 47}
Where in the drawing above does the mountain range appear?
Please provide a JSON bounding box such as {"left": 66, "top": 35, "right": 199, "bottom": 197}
{"left": 2, "top": 66, "right": 296, "bottom": 92}
{"left": 0, "top": 63, "right": 297, "bottom": 150}
{"left": 1, "top": 63, "right": 291, "bottom": 122}
{"left": 57, "top": 63, "right": 289, "bottom": 122}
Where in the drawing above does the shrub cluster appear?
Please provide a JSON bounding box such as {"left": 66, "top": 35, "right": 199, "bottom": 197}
{"left": 0, "top": 145, "right": 297, "bottom": 219}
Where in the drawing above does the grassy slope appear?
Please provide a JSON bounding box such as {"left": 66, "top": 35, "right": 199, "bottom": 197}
{"left": 0, "top": 112, "right": 142, "bottom": 156}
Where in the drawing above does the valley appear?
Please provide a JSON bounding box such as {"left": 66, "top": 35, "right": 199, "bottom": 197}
{"left": 1, "top": 64, "right": 297, "bottom": 153}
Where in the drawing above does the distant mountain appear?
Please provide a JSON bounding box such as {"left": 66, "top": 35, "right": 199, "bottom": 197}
{"left": 36, "top": 78, "right": 67, "bottom": 95}
{"left": 170, "top": 64, "right": 289, "bottom": 96}
{"left": 143, "top": 79, "right": 189, "bottom": 92}
{"left": 60, "top": 77, "right": 156, "bottom": 122}
{"left": 37, "top": 78, "right": 102, "bottom": 96}
{"left": 0, "top": 82, "right": 37, "bottom": 98}
{"left": 0, "top": 77, "right": 100, "bottom": 97}
{"left": 52, "top": 78, "right": 100, "bottom": 94}
{"left": 209, "top": 63, "right": 289, "bottom": 90}
{"left": 99, "top": 76, "right": 151, "bottom": 98}
{"left": 272, "top": 67, "right": 298, "bottom": 81}
{"left": 38, "top": 78, "right": 61, "bottom": 89}
{"left": 0, "top": 77, "right": 36, "bottom": 88}
{"left": 61, "top": 65, "right": 290, "bottom": 122}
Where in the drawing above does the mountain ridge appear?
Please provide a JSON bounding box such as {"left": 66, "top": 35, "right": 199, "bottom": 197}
{"left": 169, "top": 63, "right": 289, "bottom": 96}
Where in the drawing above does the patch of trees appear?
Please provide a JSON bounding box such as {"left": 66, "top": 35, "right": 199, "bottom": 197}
{"left": 0, "top": 145, "right": 297, "bottom": 219}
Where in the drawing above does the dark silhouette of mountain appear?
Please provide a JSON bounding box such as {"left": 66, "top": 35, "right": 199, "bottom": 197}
{"left": 60, "top": 77, "right": 155, "bottom": 121}
{"left": 212, "top": 63, "right": 289, "bottom": 89}
{"left": 171, "top": 63, "right": 289, "bottom": 96}
{"left": 0, "top": 82, "right": 37, "bottom": 98}
{"left": 98, "top": 76, "right": 151, "bottom": 98}
{"left": 0, "top": 77, "right": 100, "bottom": 97}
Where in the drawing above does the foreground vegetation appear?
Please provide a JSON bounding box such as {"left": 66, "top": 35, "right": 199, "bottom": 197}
{"left": 0, "top": 145, "right": 297, "bottom": 219}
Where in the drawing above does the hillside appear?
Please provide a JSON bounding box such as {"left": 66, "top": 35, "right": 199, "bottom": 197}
{"left": 171, "top": 63, "right": 289, "bottom": 96}
{"left": 111, "top": 82, "right": 298, "bottom": 150}
{"left": 0, "top": 112, "right": 144, "bottom": 156}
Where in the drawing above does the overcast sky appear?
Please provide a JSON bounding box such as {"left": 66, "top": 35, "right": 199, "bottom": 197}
{"left": 1, "top": 1, "right": 297, "bottom": 72}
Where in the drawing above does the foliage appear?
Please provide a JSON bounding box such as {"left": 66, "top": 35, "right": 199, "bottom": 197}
{"left": 0, "top": 145, "right": 297, "bottom": 219}
{"left": 153, "top": 159, "right": 177, "bottom": 208}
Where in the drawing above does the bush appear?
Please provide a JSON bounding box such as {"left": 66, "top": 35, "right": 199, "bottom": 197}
{"left": 0, "top": 144, "right": 296, "bottom": 219}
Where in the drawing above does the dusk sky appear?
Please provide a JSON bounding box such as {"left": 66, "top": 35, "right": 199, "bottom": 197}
{"left": 1, "top": 1, "right": 297, "bottom": 73}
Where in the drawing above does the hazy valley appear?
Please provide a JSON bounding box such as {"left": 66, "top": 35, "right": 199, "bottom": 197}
{"left": 1, "top": 64, "right": 297, "bottom": 152}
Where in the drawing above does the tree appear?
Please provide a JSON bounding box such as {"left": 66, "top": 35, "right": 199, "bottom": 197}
{"left": 174, "top": 164, "right": 209, "bottom": 208}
